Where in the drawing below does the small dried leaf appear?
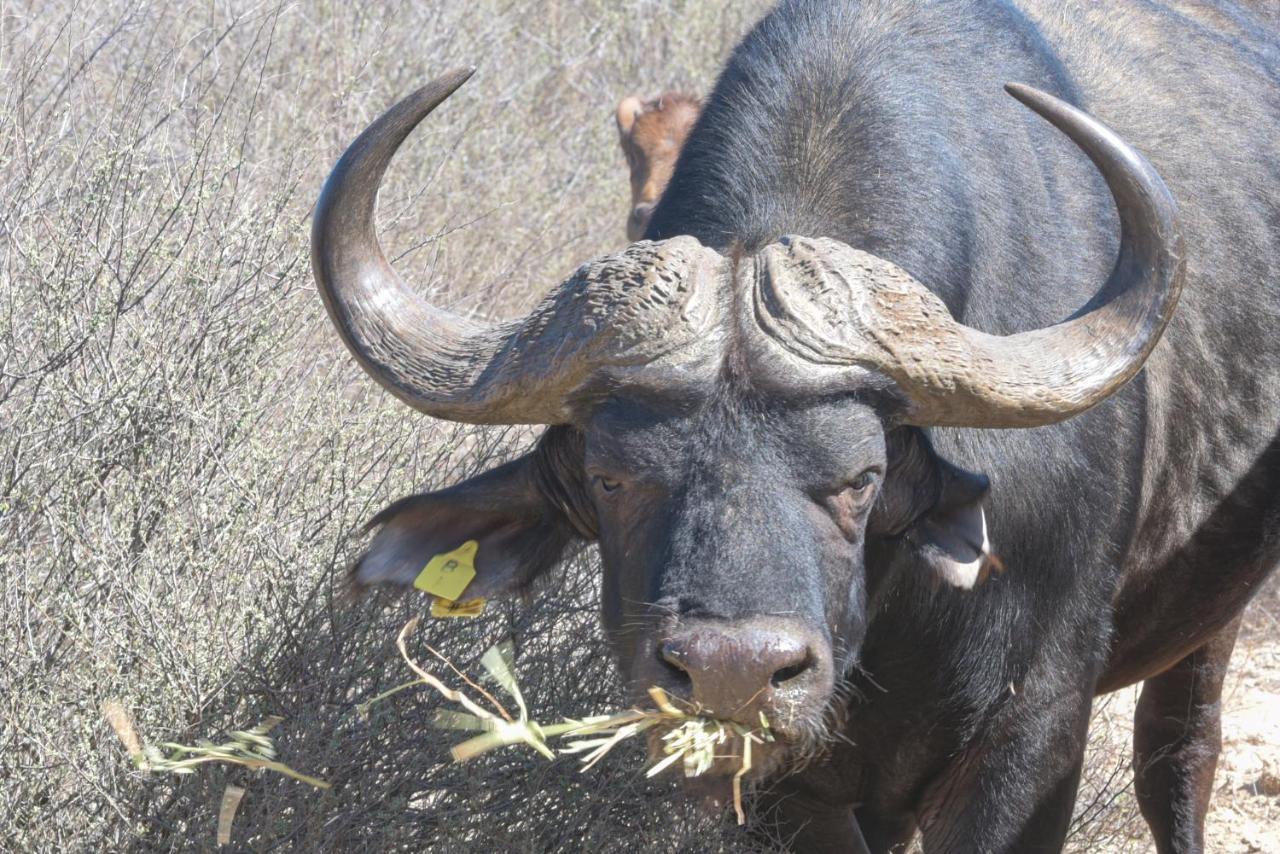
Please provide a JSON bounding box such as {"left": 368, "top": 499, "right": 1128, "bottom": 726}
{"left": 217, "top": 784, "right": 246, "bottom": 846}
{"left": 103, "top": 700, "right": 143, "bottom": 759}
{"left": 480, "top": 641, "right": 525, "bottom": 717}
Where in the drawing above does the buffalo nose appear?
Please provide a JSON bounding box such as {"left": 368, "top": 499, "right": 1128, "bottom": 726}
{"left": 658, "top": 621, "right": 821, "bottom": 717}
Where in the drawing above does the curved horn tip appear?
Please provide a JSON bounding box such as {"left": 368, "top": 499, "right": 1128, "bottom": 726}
{"left": 1003, "top": 82, "right": 1066, "bottom": 117}
{"left": 436, "top": 65, "right": 478, "bottom": 92}
{"left": 408, "top": 66, "right": 478, "bottom": 110}
{"left": 1003, "top": 81, "right": 1035, "bottom": 100}
{"left": 876, "top": 81, "right": 1184, "bottom": 429}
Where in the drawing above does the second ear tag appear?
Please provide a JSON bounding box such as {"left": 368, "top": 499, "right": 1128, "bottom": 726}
{"left": 430, "top": 597, "right": 487, "bottom": 618}
{"left": 413, "top": 540, "right": 478, "bottom": 601}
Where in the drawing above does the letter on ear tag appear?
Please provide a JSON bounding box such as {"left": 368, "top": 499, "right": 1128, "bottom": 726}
{"left": 430, "top": 597, "right": 487, "bottom": 619}
{"left": 413, "top": 540, "right": 478, "bottom": 602}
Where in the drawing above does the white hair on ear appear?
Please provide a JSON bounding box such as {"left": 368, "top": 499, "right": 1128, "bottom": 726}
{"left": 933, "top": 509, "right": 989, "bottom": 589}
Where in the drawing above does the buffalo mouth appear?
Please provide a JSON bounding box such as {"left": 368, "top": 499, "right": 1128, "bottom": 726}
{"left": 643, "top": 723, "right": 793, "bottom": 778}
{"left": 640, "top": 721, "right": 791, "bottom": 816}
{"left": 632, "top": 688, "right": 829, "bottom": 788}
{"left": 623, "top": 619, "right": 841, "bottom": 795}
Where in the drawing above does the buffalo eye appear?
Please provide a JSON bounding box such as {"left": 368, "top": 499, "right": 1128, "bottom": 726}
{"left": 813, "top": 469, "right": 881, "bottom": 505}
{"left": 592, "top": 474, "right": 623, "bottom": 495}
{"left": 817, "top": 469, "right": 881, "bottom": 540}
{"left": 837, "top": 469, "right": 880, "bottom": 509}
{"left": 848, "top": 470, "right": 877, "bottom": 496}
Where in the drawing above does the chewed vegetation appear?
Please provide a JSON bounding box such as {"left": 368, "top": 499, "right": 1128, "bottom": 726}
{"left": 3, "top": 1, "right": 1276, "bottom": 851}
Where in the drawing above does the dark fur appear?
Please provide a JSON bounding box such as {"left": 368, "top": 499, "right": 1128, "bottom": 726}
{"left": 360, "top": 2, "right": 1280, "bottom": 850}
{"left": 639, "top": 3, "right": 1280, "bottom": 847}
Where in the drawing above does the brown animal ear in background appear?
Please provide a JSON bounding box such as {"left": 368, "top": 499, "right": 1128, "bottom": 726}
{"left": 614, "top": 90, "right": 701, "bottom": 240}
{"left": 615, "top": 95, "right": 644, "bottom": 136}
{"left": 614, "top": 91, "right": 700, "bottom": 141}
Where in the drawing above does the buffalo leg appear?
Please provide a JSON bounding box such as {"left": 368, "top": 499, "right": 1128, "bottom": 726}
{"left": 1133, "top": 617, "right": 1241, "bottom": 854}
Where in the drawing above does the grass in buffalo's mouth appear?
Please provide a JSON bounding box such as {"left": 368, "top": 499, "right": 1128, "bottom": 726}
{"left": 370, "top": 617, "right": 774, "bottom": 824}
{"left": 102, "top": 617, "right": 772, "bottom": 834}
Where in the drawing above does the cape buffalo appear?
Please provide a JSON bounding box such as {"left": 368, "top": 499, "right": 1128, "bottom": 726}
{"left": 311, "top": 1, "right": 1280, "bottom": 851}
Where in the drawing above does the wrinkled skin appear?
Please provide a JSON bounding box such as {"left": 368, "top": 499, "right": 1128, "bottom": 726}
{"left": 351, "top": 1, "right": 1280, "bottom": 851}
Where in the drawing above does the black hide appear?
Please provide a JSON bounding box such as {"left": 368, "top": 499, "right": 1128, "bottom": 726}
{"left": 359, "top": 2, "right": 1280, "bottom": 850}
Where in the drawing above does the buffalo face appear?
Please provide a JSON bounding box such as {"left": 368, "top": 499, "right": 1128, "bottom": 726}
{"left": 586, "top": 392, "right": 883, "bottom": 774}
{"left": 352, "top": 391, "right": 998, "bottom": 781}
{"left": 313, "top": 70, "right": 1182, "bottom": 790}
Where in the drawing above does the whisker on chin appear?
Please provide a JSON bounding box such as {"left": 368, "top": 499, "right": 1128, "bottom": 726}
{"left": 764, "top": 672, "right": 865, "bottom": 776}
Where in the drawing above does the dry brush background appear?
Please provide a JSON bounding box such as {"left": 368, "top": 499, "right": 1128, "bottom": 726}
{"left": 1, "top": 1, "right": 1276, "bottom": 851}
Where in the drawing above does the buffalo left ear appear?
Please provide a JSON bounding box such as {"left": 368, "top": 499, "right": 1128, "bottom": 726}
{"left": 351, "top": 437, "right": 590, "bottom": 600}
{"left": 907, "top": 459, "right": 996, "bottom": 589}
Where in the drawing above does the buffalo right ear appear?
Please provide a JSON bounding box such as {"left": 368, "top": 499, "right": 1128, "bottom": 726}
{"left": 352, "top": 448, "right": 586, "bottom": 601}
{"left": 872, "top": 427, "right": 999, "bottom": 589}
{"left": 904, "top": 460, "right": 994, "bottom": 589}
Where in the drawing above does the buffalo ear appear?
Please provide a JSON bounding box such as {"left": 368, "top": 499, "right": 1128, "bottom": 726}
{"left": 352, "top": 451, "right": 583, "bottom": 600}
{"left": 906, "top": 461, "right": 994, "bottom": 589}
{"left": 872, "top": 428, "right": 998, "bottom": 589}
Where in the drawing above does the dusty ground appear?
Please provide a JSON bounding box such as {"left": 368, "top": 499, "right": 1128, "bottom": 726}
{"left": 1210, "top": 593, "right": 1280, "bottom": 853}
{"left": 1073, "top": 575, "right": 1280, "bottom": 853}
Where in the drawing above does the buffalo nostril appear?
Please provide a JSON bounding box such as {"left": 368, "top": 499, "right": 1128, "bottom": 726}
{"left": 769, "top": 653, "right": 814, "bottom": 688}
{"left": 650, "top": 625, "right": 827, "bottom": 716}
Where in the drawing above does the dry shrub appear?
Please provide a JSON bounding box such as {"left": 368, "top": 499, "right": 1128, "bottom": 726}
{"left": 1, "top": 1, "right": 1255, "bottom": 851}
{"left": 0, "top": 1, "right": 771, "bottom": 849}
{"left": 1065, "top": 692, "right": 1149, "bottom": 852}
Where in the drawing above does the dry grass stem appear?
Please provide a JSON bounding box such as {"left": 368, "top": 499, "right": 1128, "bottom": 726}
{"left": 376, "top": 623, "right": 772, "bottom": 823}
{"left": 102, "top": 706, "right": 329, "bottom": 791}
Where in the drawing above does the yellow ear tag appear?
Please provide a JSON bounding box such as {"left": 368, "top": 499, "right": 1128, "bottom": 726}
{"left": 413, "top": 540, "right": 478, "bottom": 602}
{"left": 430, "top": 597, "right": 487, "bottom": 619}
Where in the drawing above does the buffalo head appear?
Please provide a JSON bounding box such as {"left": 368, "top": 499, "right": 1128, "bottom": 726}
{"left": 311, "top": 69, "right": 1183, "bottom": 785}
